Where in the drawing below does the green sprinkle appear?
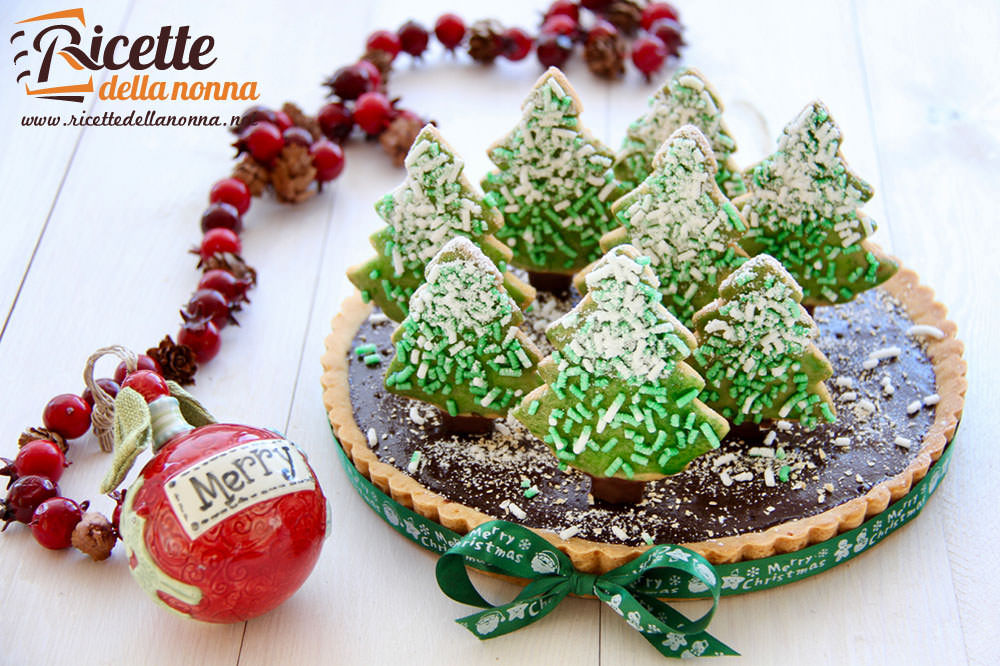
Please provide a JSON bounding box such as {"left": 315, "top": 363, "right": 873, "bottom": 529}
{"left": 778, "top": 465, "right": 791, "bottom": 483}
{"left": 355, "top": 343, "right": 377, "bottom": 357}
{"left": 363, "top": 354, "right": 381, "bottom": 366}
{"left": 675, "top": 387, "right": 699, "bottom": 408}
{"left": 527, "top": 400, "right": 540, "bottom": 416}
{"left": 446, "top": 399, "right": 458, "bottom": 416}
{"left": 523, "top": 486, "right": 540, "bottom": 499}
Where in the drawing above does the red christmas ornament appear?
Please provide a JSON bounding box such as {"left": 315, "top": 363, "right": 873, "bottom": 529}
{"left": 117, "top": 388, "right": 327, "bottom": 623}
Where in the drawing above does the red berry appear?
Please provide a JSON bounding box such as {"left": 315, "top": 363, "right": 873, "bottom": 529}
{"left": 630, "top": 35, "right": 667, "bottom": 78}
{"left": 232, "top": 106, "right": 277, "bottom": 136}
{"left": 546, "top": 1, "right": 580, "bottom": 23}
{"left": 649, "top": 17, "right": 684, "bottom": 56}
{"left": 199, "top": 228, "right": 242, "bottom": 261}
{"left": 14, "top": 440, "right": 66, "bottom": 482}
{"left": 641, "top": 2, "right": 679, "bottom": 30}
{"left": 354, "top": 92, "right": 392, "bottom": 135}
{"left": 30, "top": 497, "right": 82, "bottom": 549}
{"left": 273, "top": 110, "right": 293, "bottom": 132}
{"left": 327, "top": 63, "right": 376, "bottom": 101}
{"left": 536, "top": 33, "right": 573, "bottom": 68}
{"left": 3, "top": 475, "right": 59, "bottom": 524}
{"left": 113, "top": 354, "right": 161, "bottom": 385}
{"left": 198, "top": 269, "right": 252, "bottom": 304}
{"left": 282, "top": 126, "right": 314, "bottom": 147}
{"left": 82, "top": 377, "right": 119, "bottom": 407}
{"left": 502, "top": 27, "right": 533, "bottom": 61}
{"left": 398, "top": 20, "right": 430, "bottom": 57}
{"left": 239, "top": 122, "right": 285, "bottom": 163}
{"left": 42, "top": 394, "right": 91, "bottom": 440}
{"left": 200, "top": 201, "right": 242, "bottom": 234}
{"left": 541, "top": 14, "right": 577, "bottom": 37}
{"left": 178, "top": 318, "right": 221, "bottom": 364}
{"left": 185, "top": 288, "right": 232, "bottom": 329}
{"left": 587, "top": 19, "right": 619, "bottom": 42}
{"left": 434, "top": 13, "right": 466, "bottom": 50}
{"left": 121, "top": 370, "right": 171, "bottom": 403}
{"left": 311, "top": 140, "right": 345, "bottom": 182}
{"left": 356, "top": 60, "right": 382, "bottom": 91}
{"left": 209, "top": 178, "right": 251, "bottom": 216}
{"left": 318, "top": 102, "right": 354, "bottom": 141}
{"left": 366, "top": 30, "right": 401, "bottom": 59}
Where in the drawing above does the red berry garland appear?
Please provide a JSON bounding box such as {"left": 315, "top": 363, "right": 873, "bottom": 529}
{"left": 1, "top": 1, "right": 688, "bottom": 566}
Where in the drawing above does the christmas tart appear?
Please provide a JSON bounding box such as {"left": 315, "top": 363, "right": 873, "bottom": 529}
{"left": 321, "top": 70, "right": 965, "bottom": 574}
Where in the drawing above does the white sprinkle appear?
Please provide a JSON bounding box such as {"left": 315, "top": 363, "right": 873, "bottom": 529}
{"left": 776, "top": 420, "right": 793, "bottom": 432}
{"left": 641, "top": 531, "right": 654, "bottom": 545}
{"left": 862, "top": 358, "right": 879, "bottom": 370}
{"left": 409, "top": 405, "right": 426, "bottom": 425}
{"left": 748, "top": 447, "right": 774, "bottom": 458}
{"left": 854, "top": 399, "right": 877, "bottom": 421}
{"left": 923, "top": 394, "right": 940, "bottom": 406}
{"left": 764, "top": 431, "right": 777, "bottom": 446}
{"left": 558, "top": 525, "right": 581, "bottom": 540}
{"left": 368, "top": 312, "right": 390, "bottom": 324}
{"left": 508, "top": 502, "right": 527, "bottom": 520}
{"left": 407, "top": 451, "right": 422, "bottom": 474}
{"left": 764, "top": 467, "right": 776, "bottom": 487}
{"left": 612, "top": 526, "right": 629, "bottom": 541}
{"left": 834, "top": 376, "right": 855, "bottom": 389}
{"left": 732, "top": 472, "right": 754, "bottom": 482}
{"left": 366, "top": 428, "right": 378, "bottom": 447}
{"left": 834, "top": 437, "right": 851, "bottom": 448}
{"left": 868, "top": 346, "right": 902, "bottom": 363}
{"left": 841, "top": 391, "right": 858, "bottom": 402}
{"left": 906, "top": 400, "right": 922, "bottom": 415}
{"left": 712, "top": 453, "right": 737, "bottom": 468}
{"left": 907, "top": 324, "right": 944, "bottom": 339}
{"left": 719, "top": 470, "right": 733, "bottom": 487}
{"left": 894, "top": 436, "right": 913, "bottom": 450}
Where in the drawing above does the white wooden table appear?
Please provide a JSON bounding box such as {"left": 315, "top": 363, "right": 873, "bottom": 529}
{"left": 1, "top": 0, "right": 997, "bottom": 664}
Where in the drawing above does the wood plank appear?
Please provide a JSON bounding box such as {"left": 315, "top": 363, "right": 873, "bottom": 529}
{"left": 854, "top": 1, "right": 1000, "bottom": 664}
{"left": 0, "top": 1, "right": 132, "bottom": 332}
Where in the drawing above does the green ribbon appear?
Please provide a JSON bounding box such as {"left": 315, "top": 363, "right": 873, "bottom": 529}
{"left": 436, "top": 521, "right": 738, "bottom": 658}
{"left": 331, "top": 425, "right": 955, "bottom": 657}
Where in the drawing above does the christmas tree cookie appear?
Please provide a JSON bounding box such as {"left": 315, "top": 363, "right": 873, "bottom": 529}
{"left": 512, "top": 245, "right": 729, "bottom": 487}
{"left": 588, "top": 125, "right": 749, "bottom": 328}
{"left": 481, "top": 67, "right": 620, "bottom": 276}
{"left": 384, "top": 237, "right": 543, "bottom": 419}
{"left": 348, "top": 124, "right": 534, "bottom": 322}
{"left": 733, "top": 100, "right": 897, "bottom": 306}
{"left": 614, "top": 67, "right": 745, "bottom": 198}
{"left": 691, "top": 254, "right": 836, "bottom": 429}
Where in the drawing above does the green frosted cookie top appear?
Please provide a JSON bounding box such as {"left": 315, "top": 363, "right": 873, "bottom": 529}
{"left": 603, "top": 125, "right": 748, "bottom": 327}
{"left": 482, "top": 67, "right": 620, "bottom": 273}
{"left": 692, "top": 254, "right": 836, "bottom": 429}
{"left": 615, "top": 67, "right": 745, "bottom": 198}
{"left": 736, "top": 100, "right": 897, "bottom": 305}
{"left": 348, "top": 124, "right": 531, "bottom": 321}
{"left": 385, "top": 237, "right": 541, "bottom": 418}
{"left": 513, "top": 245, "right": 729, "bottom": 480}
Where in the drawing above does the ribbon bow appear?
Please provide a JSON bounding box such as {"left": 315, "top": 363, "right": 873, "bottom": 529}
{"left": 436, "top": 521, "right": 737, "bottom": 659}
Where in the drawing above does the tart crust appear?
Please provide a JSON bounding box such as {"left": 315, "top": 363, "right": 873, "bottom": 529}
{"left": 321, "top": 257, "right": 965, "bottom": 572}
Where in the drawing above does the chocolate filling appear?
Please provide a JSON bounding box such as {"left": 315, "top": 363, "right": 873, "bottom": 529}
{"left": 346, "top": 289, "right": 936, "bottom": 547}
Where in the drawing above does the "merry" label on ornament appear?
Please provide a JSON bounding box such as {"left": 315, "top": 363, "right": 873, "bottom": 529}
{"left": 165, "top": 439, "right": 315, "bottom": 539}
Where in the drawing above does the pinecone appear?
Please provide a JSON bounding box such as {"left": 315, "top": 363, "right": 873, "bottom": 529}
{"left": 282, "top": 102, "right": 322, "bottom": 142}
{"left": 361, "top": 49, "right": 393, "bottom": 90}
{"left": 380, "top": 115, "right": 424, "bottom": 167}
{"left": 71, "top": 512, "right": 116, "bottom": 561}
{"left": 584, "top": 33, "right": 626, "bottom": 79}
{"left": 603, "top": 0, "right": 645, "bottom": 36}
{"left": 201, "top": 252, "right": 258, "bottom": 286}
{"left": 232, "top": 156, "right": 270, "bottom": 197}
{"left": 19, "top": 427, "right": 66, "bottom": 453}
{"left": 147, "top": 335, "right": 198, "bottom": 385}
{"left": 271, "top": 143, "right": 317, "bottom": 203}
{"left": 468, "top": 19, "right": 504, "bottom": 63}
